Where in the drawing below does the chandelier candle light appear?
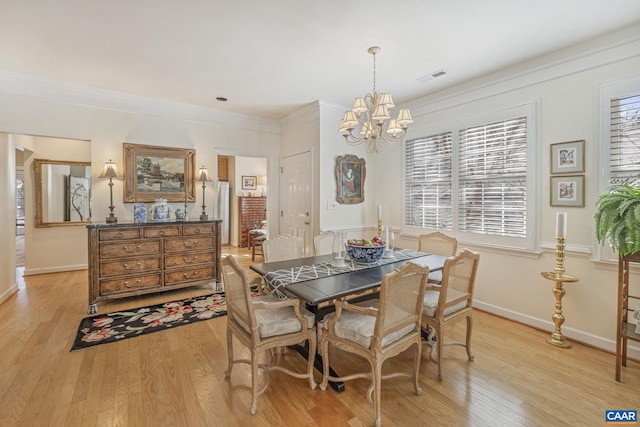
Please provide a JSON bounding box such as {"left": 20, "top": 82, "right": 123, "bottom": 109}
{"left": 98, "top": 159, "right": 123, "bottom": 224}
{"left": 339, "top": 46, "right": 414, "bottom": 153}
{"left": 541, "top": 212, "right": 579, "bottom": 348}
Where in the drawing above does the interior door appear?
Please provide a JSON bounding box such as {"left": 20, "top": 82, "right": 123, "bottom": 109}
{"left": 280, "top": 151, "right": 312, "bottom": 255}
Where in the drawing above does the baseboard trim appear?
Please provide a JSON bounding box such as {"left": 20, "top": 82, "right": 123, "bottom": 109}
{"left": 0, "top": 283, "right": 18, "bottom": 307}
{"left": 23, "top": 264, "right": 88, "bottom": 276}
{"left": 474, "top": 300, "right": 640, "bottom": 361}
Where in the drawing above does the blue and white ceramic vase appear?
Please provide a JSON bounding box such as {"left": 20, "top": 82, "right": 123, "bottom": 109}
{"left": 133, "top": 203, "right": 147, "bottom": 223}
{"left": 152, "top": 198, "right": 171, "bottom": 222}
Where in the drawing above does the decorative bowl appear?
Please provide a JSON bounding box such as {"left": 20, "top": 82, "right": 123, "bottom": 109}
{"left": 347, "top": 244, "right": 385, "bottom": 263}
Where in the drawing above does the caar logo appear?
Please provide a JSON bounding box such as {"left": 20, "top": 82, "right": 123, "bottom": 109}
{"left": 606, "top": 410, "right": 637, "bottom": 424}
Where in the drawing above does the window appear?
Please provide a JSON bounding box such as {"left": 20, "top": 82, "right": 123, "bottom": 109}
{"left": 458, "top": 118, "right": 528, "bottom": 238}
{"left": 597, "top": 80, "right": 640, "bottom": 261}
{"left": 404, "top": 105, "right": 534, "bottom": 249}
{"left": 609, "top": 93, "right": 640, "bottom": 183}
{"left": 405, "top": 132, "right": 453, "bottom": 230}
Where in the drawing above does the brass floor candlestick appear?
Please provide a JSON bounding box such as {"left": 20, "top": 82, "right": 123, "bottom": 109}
{"left": 541, "top": 237, "right": 579, "bottom": 348}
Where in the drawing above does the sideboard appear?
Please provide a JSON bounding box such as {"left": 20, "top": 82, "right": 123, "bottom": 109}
{"left": 86, "top": 220, "right": 222, "bottom": 314}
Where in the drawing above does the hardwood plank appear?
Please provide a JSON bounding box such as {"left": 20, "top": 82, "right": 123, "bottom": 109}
{"left": 0, "top": 246, "right": 638, "bottom": 427}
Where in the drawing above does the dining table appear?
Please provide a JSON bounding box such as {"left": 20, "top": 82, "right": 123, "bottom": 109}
{"left": 249, "top": 248, "right": 446, "bottom": 392}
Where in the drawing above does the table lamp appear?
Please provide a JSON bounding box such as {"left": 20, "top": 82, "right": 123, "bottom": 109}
{"left": 197, "top": 165, "right": 212, "bottom": 220}
{"left": 98, "top": 159, "right": 124, "bottom": 223}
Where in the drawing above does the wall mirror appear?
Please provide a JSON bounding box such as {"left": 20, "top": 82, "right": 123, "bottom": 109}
{"left": 34, "top": 159, "right": 92, "bottom": 228}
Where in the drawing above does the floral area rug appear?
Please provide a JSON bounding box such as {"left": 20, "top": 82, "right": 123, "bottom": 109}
{"left": 72, "top": 292, "right": 237, "bottom": 351}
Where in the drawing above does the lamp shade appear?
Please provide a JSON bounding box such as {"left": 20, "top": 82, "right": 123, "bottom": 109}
{"left": 98, "top": 159, "right": 123, "bottom": 179}
{"left": 352, "top": 97, "right": 368, "bottom": 114}
{"left": 378, "top": 93, "right": 395, "bottom": 108}
{"left": 396, "top": 109, "right": 414, "bottom": 127}
{"left": 197, "top": 165, "right": 212, "bottom": 182}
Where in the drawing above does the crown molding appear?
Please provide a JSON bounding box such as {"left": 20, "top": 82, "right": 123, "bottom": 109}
{"left": 405, "top": 23, "right": 640, "bottom": 116}
{"left": 0, "top": 70, "right": 281, "bottom": 134}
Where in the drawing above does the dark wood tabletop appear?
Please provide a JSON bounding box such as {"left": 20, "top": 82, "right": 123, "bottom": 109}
{"left": 250, "top": 252, "right": 446, "bottom": 306}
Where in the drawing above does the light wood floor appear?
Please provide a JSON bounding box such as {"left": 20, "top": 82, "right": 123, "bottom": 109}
{"left": 1, "top": 246, "right": 639, "bottom": 427}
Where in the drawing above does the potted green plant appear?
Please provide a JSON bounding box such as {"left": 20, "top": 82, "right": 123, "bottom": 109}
{"left": 595, "top": 180, "right": 640, "bottom": 257}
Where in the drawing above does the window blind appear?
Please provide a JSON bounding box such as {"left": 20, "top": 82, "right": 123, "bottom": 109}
{"left": 458, "top": 117, "right": 528, "bottom": 238}
{"left": 405, "top": 132, "right": 453, "bottom": 229}
{"left": 610, "top": 94, "right": 640, "bottom": 183}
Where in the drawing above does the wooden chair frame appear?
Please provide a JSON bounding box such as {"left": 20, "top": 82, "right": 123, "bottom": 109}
{"left": 319, "top": 262, "right": 429, "bottom": 427}
{"left": 221, "top": 255, "right": 316, "bottom": 414}
{"left": 421, "top": 249, "right": 480, "bottom": 380}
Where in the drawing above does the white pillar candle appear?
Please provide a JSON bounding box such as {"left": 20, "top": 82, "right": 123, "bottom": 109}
{"left": 377, "top": 205, "right": 382, "bottom": 221}
{"left": 556, "top": 212, "right": 567, "bottom": 238}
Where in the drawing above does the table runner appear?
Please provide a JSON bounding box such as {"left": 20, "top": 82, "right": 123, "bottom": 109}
{"left": 263, "top": 249, "right": 430, "bottom": 299}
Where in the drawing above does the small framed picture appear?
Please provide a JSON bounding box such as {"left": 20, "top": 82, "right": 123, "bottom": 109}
{"left": 550, "top": 140, "right": 585, "bottom": 174}
{"left": 242, "top": 175, "right": 257, "bottom": 190}
{"left": 335, "top": 154, "right": 366, "bottom": 204}
{"left": 550, "top": 175, "right": 584, "bottom": 207}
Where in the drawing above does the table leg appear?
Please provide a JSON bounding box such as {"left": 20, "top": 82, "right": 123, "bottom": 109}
{"left": 289, "top": 344, "right": 345, "bottom": 393}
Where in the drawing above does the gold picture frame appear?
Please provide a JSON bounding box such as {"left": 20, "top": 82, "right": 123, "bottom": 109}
{"left": 550, "top": 175, "right": 584, "bottom": 207}
{"left": 123, "top": 143, "right": 196, "bottom": 202}
{"left": 335, "top": 154, "right": 366, "bottom": 204}
{"left": 550, "top": 140, "right": 585, "bottom": 174}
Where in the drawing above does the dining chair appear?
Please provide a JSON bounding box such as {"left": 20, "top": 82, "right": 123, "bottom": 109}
{"left": 220, "top": 255, "right": 317, "bottom": 415}
{"left": 417, "top": 231, "right": 458, "bottom": 284}
{"left": 319, "top": 262, "right": 429, "bottom": 427}
{"left": 421, "top": 248, "right": 480, "bottom": 380}
{"left": 313, "top": 230, "right": 334, "bottom": 256}
{"left": 262, "top": 234, "right": 304, "bottom": 262}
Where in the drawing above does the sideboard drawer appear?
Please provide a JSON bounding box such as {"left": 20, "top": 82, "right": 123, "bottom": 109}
{"left": 164, "top": 251, "right": 214, "bottom": 268}
{"left": 100, "top": 257, "right": 161, "bottom": 277}
{"left": 100, "top": 273, "right": 162, "bottom": 295}
{"left": 164, "top": 237, "right": 214, "bottom": 253}
{"left": 183, "top": 224, "right": 214, "bottom": 235}
{"left": 99, "top": 228, "right": 141, "bottom": 241}
{"left": 100, "top": 240, "right": 161, "bottom": 258}
{"left": 144, "top": 226, "right": 180, "bottom": 238}
{"left": 165, "top": 266, "right": 215, "bottom": 286}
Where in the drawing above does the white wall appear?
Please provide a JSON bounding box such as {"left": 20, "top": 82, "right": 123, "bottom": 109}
{"left": 0, "top": 133, "right": 16, "bottom": 305}
{"left": 0, "top": 84, "right": 281, "bottom": 280}
{"left": 368, "top": 30, "right": 640, "bottom": 356}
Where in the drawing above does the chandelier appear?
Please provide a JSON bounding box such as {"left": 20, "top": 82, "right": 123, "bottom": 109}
{"left": 339, "top": 46, "right": 413, "bottom": 153}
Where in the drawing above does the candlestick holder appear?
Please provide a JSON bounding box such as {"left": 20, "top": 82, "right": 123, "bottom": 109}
{"left": 541, "top": 237, "right": 579, "bottom": 348}
{"left": 377, "top": 219, "right": 382, "bottom": 238}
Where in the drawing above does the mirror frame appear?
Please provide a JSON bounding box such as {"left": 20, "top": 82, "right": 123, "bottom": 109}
{"left": 34, "top": 158, "right": 92, "bottom": 228}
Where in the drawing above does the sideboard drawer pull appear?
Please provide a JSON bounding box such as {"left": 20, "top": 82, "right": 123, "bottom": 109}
{"left": 123, "top": 245, "right": 141, "bottom": 253}
{"left": 183, "top": 271, "right": 199, "bottom": 279}
{"left": 123, "top": 262, "right": 142, "bottom": 270}
{"left": 159, "top": 229, "right": 166, "bottom": 236}
{"left": 124, "top": 279, "right": 142, "bottom": 288}
{"left": 183, "top": 240, "right": 198, "bottom": 249}
{"left": 183, "top": 255, "right": 199, "bottom": 264}
{"left": 195, "top": 227, "right": 203, "bottom": 234}
{"left": 115, "top": 232, "right": 126, "bottom": 239}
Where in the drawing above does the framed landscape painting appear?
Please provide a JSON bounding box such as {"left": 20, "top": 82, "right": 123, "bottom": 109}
{"left": 123, "top": 143, "right": 196, "bottom": 202}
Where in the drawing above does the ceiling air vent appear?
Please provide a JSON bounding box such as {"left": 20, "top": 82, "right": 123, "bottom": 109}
{"left": 417, "top": 69, "right": 447, "bottom": 83}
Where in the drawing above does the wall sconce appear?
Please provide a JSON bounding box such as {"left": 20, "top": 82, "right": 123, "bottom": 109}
{"left": 197, "top": 165, "right": 212, "bottom": 220}
{"left": 98, "top": 159, "right": 123, "bottom": 223}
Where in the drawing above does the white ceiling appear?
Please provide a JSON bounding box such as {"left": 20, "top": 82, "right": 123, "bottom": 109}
{"left": 1, "top": 1, "right": 639, "bottom": 120}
